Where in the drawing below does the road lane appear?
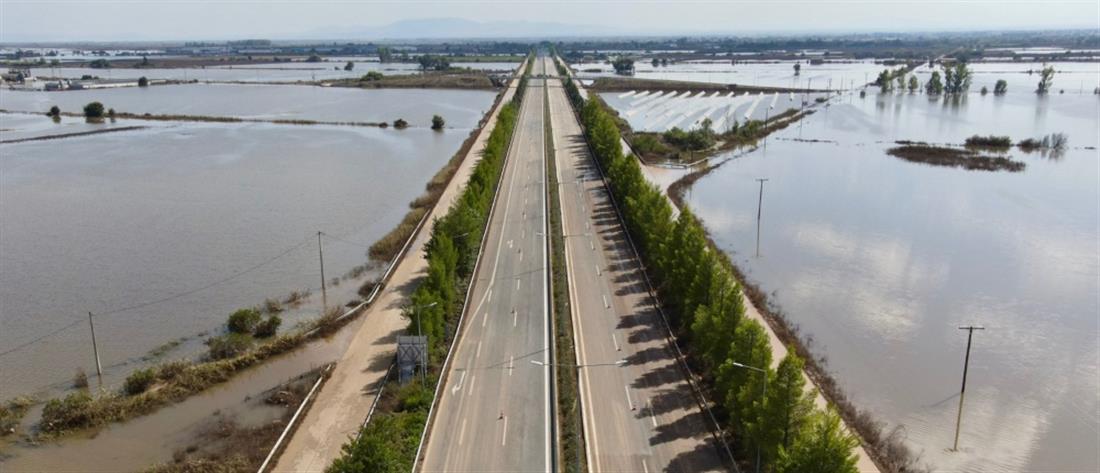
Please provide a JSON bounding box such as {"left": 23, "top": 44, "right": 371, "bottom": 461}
{"left": 546, "top": 66, "right": 728, "bottom": 472}
{"left": 420, "top": 56, "right": 552, "bottom": 473}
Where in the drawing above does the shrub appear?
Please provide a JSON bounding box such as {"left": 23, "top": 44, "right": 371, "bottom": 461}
{"left": 393, "top": 118, "right": 409, "bottom": 129}
{"left": 254, "top": 315, "right": 282, "bottom": 338}
{"left": 83, "top": 102, "right": 105, "bottom": 118}
{"left": 123, "top": 368, "right": 156, "bottom": 395}
{"left": 1, "top": 397, "right": 34, "bottom": 435}
{"left": 395, "top": 382, "right": 432, "bottom": 412}
{"left": 964, "top": 135, "right": 1012, "bottom": 148}
{"left": 631, "top": 133, "right": 670, "bottom": 157}
{"left": 47, "top": 105, "right": 61, "bottom": 117}
{"left": 226, "top": 308, "right": 261, "bottom": 334}
{"left": 262, "top": 298, "right": 283, "bottom": 314}
{"left": 138, "top": 76, "right": 148, "bottom": 87}
{"left": 107, "top": 108, "right": 116, "bottom": 117}
{"left": 40, "top": 391, "right": 95, "bottom": 431}
{"left": 361, "top": 71, "right": 384, "bottom": 81}
{"left": 73, "top": 368, "right": 89, "bottom": 389}
{"left": 205, "top": 333, "right": 253, "bottom": 360}
{"left": 994, "top": 80, "right": 1008, "bottom": 95}
{"left": 431, "top": 115, "right": 445, "bottom": 130}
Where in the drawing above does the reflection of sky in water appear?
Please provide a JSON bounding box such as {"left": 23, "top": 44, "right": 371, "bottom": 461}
{"left": 0, "top": 120, "right": 480, "bottom": 399}
{"left": 0, "top": 84, "right": 495, "bottom": 128}
{"left": 686, "top": 90, "right": 1099, "bottom": 471}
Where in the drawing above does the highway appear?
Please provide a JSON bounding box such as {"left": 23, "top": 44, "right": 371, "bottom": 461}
{"left": 419, "top": 55, "right": 553, "bottom": 472}
{"left": 546, "top": 65, "right": 729, "bottom": 472}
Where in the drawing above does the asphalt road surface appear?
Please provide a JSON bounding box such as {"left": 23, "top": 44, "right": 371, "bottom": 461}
{"left": 420, "top": 55, "right": 553, "bottom": 472}
{"left": 546, "top": 65, "right": 728, "bottom": 473}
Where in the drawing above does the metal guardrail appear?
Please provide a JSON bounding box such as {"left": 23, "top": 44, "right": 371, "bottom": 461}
{"left": 410, "top": 58, "right": 531, "bottom": 473}
{"left": 256, "top": 363, "right": 333, "bottom": 473}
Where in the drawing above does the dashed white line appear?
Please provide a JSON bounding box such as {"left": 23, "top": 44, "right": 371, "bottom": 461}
{"left": 468, "top": 375, "right": 476, "bottom": 396}
{"left": 602, "top": 294, "right": 610, "bottom": 309}
{"left": 488, "top": 289, "right": 493, "bottom": 303}
{"left": 612, "top": 332, "right": 620, "bottom": 351}
{"left": 515, "top": 278, "right": 521, "bottom": 291}
{"left": 648, "top": 399, "right": 658, "bottom": 427}
{"left": 642, "top": 459, "right": 650, "bottom": 473}
{"left": 595, "top": 264, "right": 602, "bottom": 276}
{"left": 509, "top": 355, "right": 514, "bottom": 376}
{"left": 476, "top": 340, "right": 483, "bottom": 358}
{"left": 512, "top": 308, "right": 518, "bottom": 327}
{"left": 501, "top": 415, "right": 509, "bottom": 446}
{"left": 459, "top": 417, "right": 468, "bottom": 445}
{"left": 625, "top": 385, "right": 635, "bottom": 411}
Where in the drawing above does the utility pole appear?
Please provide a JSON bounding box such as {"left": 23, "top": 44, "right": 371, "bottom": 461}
{"left": 317, "top": 231, "right": 327, "bottom": 311}
{"left": 87, "top": 311, "right": 103, "bottom": 383}
{"left": 953, "top": 325, "right": 985, "bottom": 451}
{"left": 755, "top": 178, "right": 769, "bottom": 258}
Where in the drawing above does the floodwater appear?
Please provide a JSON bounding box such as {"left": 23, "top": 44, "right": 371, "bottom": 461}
{"left": 28, "top": 61, "right": 518, "bottom": 83}
{"left": 1, "top": 83, "right": 496, "bottom": 128}
{"left": 0, "top": 113, "right": 130, "bottom": 142}
{"left": 685, "top": 88, "right": 1099, "bottom": 471}
{"left": 0, "top": 313, "right": 364, "bottom": 472}
{"left": 600, "top": 90, "right": 826, "bottom": 133}
{"left": 0, "top": 117, "right": 484, "bottom": 399}
{"left": 572, "top": 59, "right": 885, "bottom": 89}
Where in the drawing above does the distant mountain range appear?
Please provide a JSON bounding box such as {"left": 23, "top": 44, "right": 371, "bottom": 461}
{"left": 298, "top": 18, "right": 617, "bottom": 40}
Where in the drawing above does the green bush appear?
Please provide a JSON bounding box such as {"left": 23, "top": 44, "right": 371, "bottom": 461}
{"left": 226, "top": 308, "right": 261, "bottom": 334}
{"left": 41, "top": 391, "right": 95, "bottom": 431}
{"left": 254, "top": 315, "right": 281, "bottom": 338}
{"left": 47, "top": 105, "right": 60, "bottom": 117}
{"left": 631, "top": 133, "right": 669, "bottom": 156}
{"left": 964, "top": 135, "right": 1012, "bottom": 148}
{"left": 431, "top": 114, "right": 445, "bottom": 130}
{"left": 395, "top": 382, "right": 432, "bottom": 412}
{"left": 123, "top": 368, "right": 156, "bottom": 395}
{"left": 83, "top": 102, "right": 105, "bottom": 118}
{"left": 138, "top": 76, "right": 148, "bottom": 87}
{"left": 205, "top": 333, "right": 253, "bottom": 360}
{"left": 393, "top": 118, "right": 409, "bottom": 129}
{"left": 361, "top": 71, "right": 384, "bottom": 81}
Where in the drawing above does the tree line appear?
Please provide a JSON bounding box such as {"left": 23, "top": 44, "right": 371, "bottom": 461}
{"left": 564, "top": 76, "right": 861, "bottom": 473}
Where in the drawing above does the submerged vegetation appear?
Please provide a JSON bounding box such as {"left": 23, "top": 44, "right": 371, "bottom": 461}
{"left": 887, "top": 144, "right": 1025, "bottom": 172}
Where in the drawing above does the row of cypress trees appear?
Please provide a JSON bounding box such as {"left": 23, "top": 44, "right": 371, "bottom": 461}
{"left": 564, "top": 75, "right": 861, "bottom": 473}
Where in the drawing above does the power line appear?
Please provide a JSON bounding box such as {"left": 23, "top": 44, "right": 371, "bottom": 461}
{"left": 319, "top": 231, "right": 373, "bottom": 250}
{"left": 0, "top": 235, "right": 314, "bottom": 359}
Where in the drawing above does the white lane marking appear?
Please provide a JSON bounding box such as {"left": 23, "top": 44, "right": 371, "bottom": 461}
{"left": 602, "top": 294, "right": 610, "bottom": 309}
{"left": 501, "top": 415, "right": 509, "bottom": 446}
{"left": 509, "top": 355, "right": 514, "bottom": 376}
{"left": 625, "top": 385, "right": 635, "bottom": 411}
{"left": 642, "top": 459, "right": 650, "bottom": 473}
{"left": 508, "top": 239, "right": 513, "bottom": 249}
{"left": 488, "top": 289, "right": 493, "bottom": 303}
{"left": 648, "top": 399, "right": 658, "bottom": 427}
{"left": 476, "top": 340, "right": 483, "bottom": 358}
{"left": 481, "top": 310, "right": 488, "bottom": 327}
{"left": 512, "top": 308, "right": 518, "bottom": 327}
{"left": 595, "top": 264, "right": 601, "bottom": 276}
{"left": 522, "top": 229, "right": 526, "bottom": 239}
{"left": 519, "top": 249, "right": 524, "bottom": 262}
{"left": 468, "top": 375, "right": 476, "bottom": 396}
{"left": 459, "top": 417, "right": 468, "bottom": 445}
{"left": 612, "top": 332, "right": 621, "bottom": 351}
{"left": 451, "top": 370, "right": 467, "bottom": 396}
{"left": 585, "top": 220, "right": 589, "bottom": 230}
{"left": 589, "top": 239, "right": 595, "bottom": 251}
{"left": 515, "top": 278, "right": 521, "bottom": 291}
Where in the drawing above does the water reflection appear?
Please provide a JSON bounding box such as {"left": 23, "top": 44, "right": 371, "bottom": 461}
{"left": 687, "top": 90, "right": 1099, "bottom": 471}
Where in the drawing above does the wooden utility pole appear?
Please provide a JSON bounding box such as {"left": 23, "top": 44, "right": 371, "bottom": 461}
{"left": 317, "top": 231, "right": 327, "bottom": 311}
{"left": 953, "top": 325, "right": 985, "bottom": 451}
{"left": 755, "top": 178, "right": 769, "bottom": 258}
{"left": 87, "top": 311, "right": 103, "bottom": 382}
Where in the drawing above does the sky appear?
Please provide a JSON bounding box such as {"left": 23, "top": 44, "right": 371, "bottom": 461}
{"left": 1, "top": 0, "right": 1097, "bottom": 42}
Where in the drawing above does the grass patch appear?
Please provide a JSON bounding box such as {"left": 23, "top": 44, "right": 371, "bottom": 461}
{"left": 332, "top": 72, "right": 498, "bottom": 90}
{"left": 0, "top": 396, "right": 35, "bottom": 435}
{"left": 964, "top": 135, "right": 1012, "bottom": 148}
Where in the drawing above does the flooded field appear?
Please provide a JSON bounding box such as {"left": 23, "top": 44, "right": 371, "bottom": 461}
{"left": 1, "top": 84, "right": 496, "bottom": 128}
{"left": 685, "top": 89, "right": 1099, "bottom": 471}
{"left": 600, "top": 90, "right": 824, "bottom": 132}
{"left": 0, "top": 113, "right": 484, "bottom": 399}
{"left": 27, "top": 61, "right": 517, "bottom": 83}
{"left": 573, "top": 59, "right": 885, "bottom": 89}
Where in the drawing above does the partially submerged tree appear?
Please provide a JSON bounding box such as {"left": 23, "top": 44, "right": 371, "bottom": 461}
{"left": 431, "top": 115, "right": 445, "bottom": 130}
{"left": 925, "top": 71, "right": 944, "bottom": 95}
{"left": 943, "top": 63, "right": 971, "bottom": 95}
{"left": 344, "top": 61, "right": 354, "bottom": 71}
{"left": 907, "top": 75, "right": 919, "bottom": 92}
{"left": 793, "top": 63, "right": 801, "bottom": 76}
{"left": 83, "top": 101, "right": 105, "bottom": 118}
{"left": 1036, "top": 65, "right": 1055, "bottom": 94}
{"left": 994, "top": 79, "right": 1008, "bottom": 95}
{"left": 137, "top": 76, "right": 148, "bottom": 87}
{"left": 611, "top": 56, "right": 634, "bottom": 75}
